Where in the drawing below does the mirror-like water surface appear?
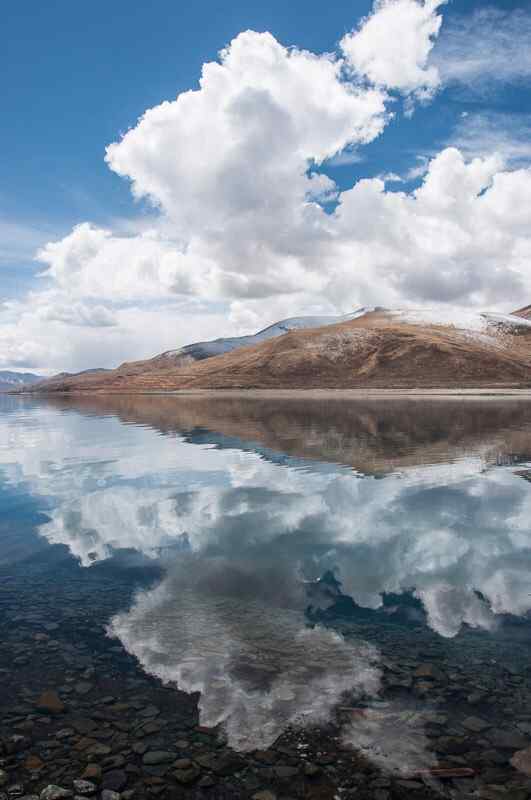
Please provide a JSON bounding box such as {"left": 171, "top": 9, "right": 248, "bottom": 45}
{"left": 2, "top": 394, "right": 531, "bottom": 799}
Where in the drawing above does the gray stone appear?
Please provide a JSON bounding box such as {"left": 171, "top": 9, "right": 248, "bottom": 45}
{"left": 71, "top": 783, "right": 96, "bottom": 797}
{"left": 40, "top": 788, "right": 72, "bottom": 800}
{"left": 488, "top": 730, "right": 529, "bottom": 750}
{"left": 462, "top": 716, "right": 490, "bottom": 733}
{"left": 517, "top": 722, "right": 531, "bottom": 736}
{"left": 101, "top": 793, "right": 120, "bottom": 800}
{"left": 274, "top": 766, "right": 299, "bottom": 779}
{"left": 481, "top": 749, "right": 508, "bottom": 765}
{"left": 87, "top": 744, "right": 111, "bottom": 758}
{"left": 197, "top": 776, "right": 215, "bottom": 789}
{"left": 71, "top": 719, "right": 96, "bottom": 736}
{"left": 139, "top": 705, "right": 159, "bottom": 719}
{"left": 101, "top": 773, "right": 126, "bottom": 794}
{"left": 80, "top": 767, "right": 101, "bottom": 784}
{"left": 435, "top": 736, "right": 471, "bottom": 755}
{"left": 395, "top": 781, "right": 423, "bottom": 791}
{"left": 212, "top": 752, "right": 245, "bottom": 776}
{"left": 74, "top": 683, "right": 93, "bottom": 696}
{"left": 173, "top": 767, "right": 200, "bottom": 785}
{"left": 0, "top": 776, "right": 6, "bottom": 789}
{"left": 142, "top": 752, "right": 175, "bottom": 766}
{"left": 175, "top": 740, "right": 189, "bottom": 750}
{"left": 173, "top": 760, "right": 192, "bottom": 770}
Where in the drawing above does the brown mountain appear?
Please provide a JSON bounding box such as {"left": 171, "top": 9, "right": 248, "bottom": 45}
{"left": 26, "top": 308, "right": 531, "bottom": 393}
{"left": 514, "top": 304, "right": 531, "bottom": 320}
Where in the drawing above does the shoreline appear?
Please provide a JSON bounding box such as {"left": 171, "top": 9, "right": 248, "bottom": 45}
{"left": 11, "top": 387, "right": 531, "bottom": 399}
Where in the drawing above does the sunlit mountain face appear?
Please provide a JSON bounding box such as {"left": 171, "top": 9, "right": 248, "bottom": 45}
{"left": 2, "top": 394, "right": 531, "bottom": 775}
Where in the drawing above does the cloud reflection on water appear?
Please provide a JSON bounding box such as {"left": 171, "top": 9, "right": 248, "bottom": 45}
{"left": 109, "top": 554, "right": 380, "bottom": 751}
{"left": 2, "top": 395, "right": 531, "bottom": 757}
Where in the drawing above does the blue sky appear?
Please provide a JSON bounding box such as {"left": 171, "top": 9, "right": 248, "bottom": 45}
{"left": 2, "top": 0, "right": 531, "bottom": 372}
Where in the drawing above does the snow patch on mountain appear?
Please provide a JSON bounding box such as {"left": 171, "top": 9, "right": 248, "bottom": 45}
{"left": 392, "top": 308, "right": 531, "bottom": 334}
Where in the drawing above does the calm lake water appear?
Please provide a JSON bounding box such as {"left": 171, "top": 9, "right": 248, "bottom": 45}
{"left": 2, "top": 393, "right": 531, "bottom": 799}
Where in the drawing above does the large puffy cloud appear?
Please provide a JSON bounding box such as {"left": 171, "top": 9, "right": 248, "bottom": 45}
{"left": 106, "top": 30, "right": 388, "bottom": 219}
{"left": 32, "top": 148, "right": 531, "bottom": 323}
{"left": 102, "top": 28, "right": 389, "bottom": 301}
{"left": 36, "top": 223, "right": 216, "bottom": 299}
{"left": 330, "top": 149, "right": 531, "bottom": 305}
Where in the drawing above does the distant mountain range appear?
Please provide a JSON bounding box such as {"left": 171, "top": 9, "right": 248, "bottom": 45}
{"left": 0, "top": 371, "right": 42, "bottom": 392}
{"left": 17, "top": 306, "right": 531, "bottom": 392}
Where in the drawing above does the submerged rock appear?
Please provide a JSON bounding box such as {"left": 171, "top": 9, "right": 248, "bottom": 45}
{"left": 71, "top": 783, "right": 95, "bottom": 796}
{"left": 79, "top": 767, "right": 100, "bottom": 784}
{"left": 173, "top": 766, "right": 200, "bottom": 785}
{"left": 488, "top": 730, "right": 528, "bottom": 750}
{"left": 141, "top": 751, "right": 174, "bottom": 766}
{"left": 40, "top": 788, "right": 72, "bottom": 800}
{"left": 100, "top": 772, "right": 126, "bottom": 793}
{"left": 35, "top": 691, "right": 65, "bottom": 715}
{"left": 462, "top": 716, "right": 490, "bottom": 733}
{"left": 511, "top": 745, "right": 531, "bottom": 776}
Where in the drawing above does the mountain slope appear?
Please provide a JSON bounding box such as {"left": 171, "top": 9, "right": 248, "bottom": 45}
{"left": 514, "top": 304, "right": 531, "bottom": 320}
{"left": 163, "top": 309, "right": 369, "bottom": 360}
{"left": 112, "top": 309, "right": 370, "bottom": 375}
{"left": 26, "top": 308, "right": 531, "bottom": 392}
{"left": 0, "top": 371, "right": 42, "bottom": 392}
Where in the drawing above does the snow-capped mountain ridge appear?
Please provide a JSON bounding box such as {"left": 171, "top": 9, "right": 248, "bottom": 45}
{"left": 20, "top": 303, "right": 531, "bottom": 393}
{"left": 160, "top": 308, "right": 372, "bottom": 361}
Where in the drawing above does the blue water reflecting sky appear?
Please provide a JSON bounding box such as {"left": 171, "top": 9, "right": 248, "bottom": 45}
{"left": 2, "top": 394, "right": 531, "bottom": 755}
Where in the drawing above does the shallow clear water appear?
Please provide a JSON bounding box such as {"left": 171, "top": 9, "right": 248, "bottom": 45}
{"left": 2, "top": 393, "right": 531, "bottom": 796}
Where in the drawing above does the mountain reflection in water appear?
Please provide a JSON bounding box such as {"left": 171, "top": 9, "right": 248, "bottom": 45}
{"left": 2, "top": 393, "right": 531, "bottom": 770}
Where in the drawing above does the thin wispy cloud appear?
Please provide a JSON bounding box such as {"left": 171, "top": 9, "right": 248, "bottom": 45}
{"left": 449, "top": 111, "right": 531, "bottom": 167}
{"left": 434, "top": 6, "right": 531, "bottom": 92}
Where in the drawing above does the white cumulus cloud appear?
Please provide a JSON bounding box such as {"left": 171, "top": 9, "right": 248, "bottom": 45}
{"left": 340, "top": 0, "right": 445, "bottom": 98}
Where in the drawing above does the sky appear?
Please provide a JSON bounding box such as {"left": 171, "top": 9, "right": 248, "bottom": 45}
{"left": 2, "top": 0, "right": 531, "bottom": 374}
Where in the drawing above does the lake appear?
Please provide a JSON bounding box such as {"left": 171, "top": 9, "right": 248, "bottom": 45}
{"left": 2, "top": 393, "right": 531, "bottom": 800}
